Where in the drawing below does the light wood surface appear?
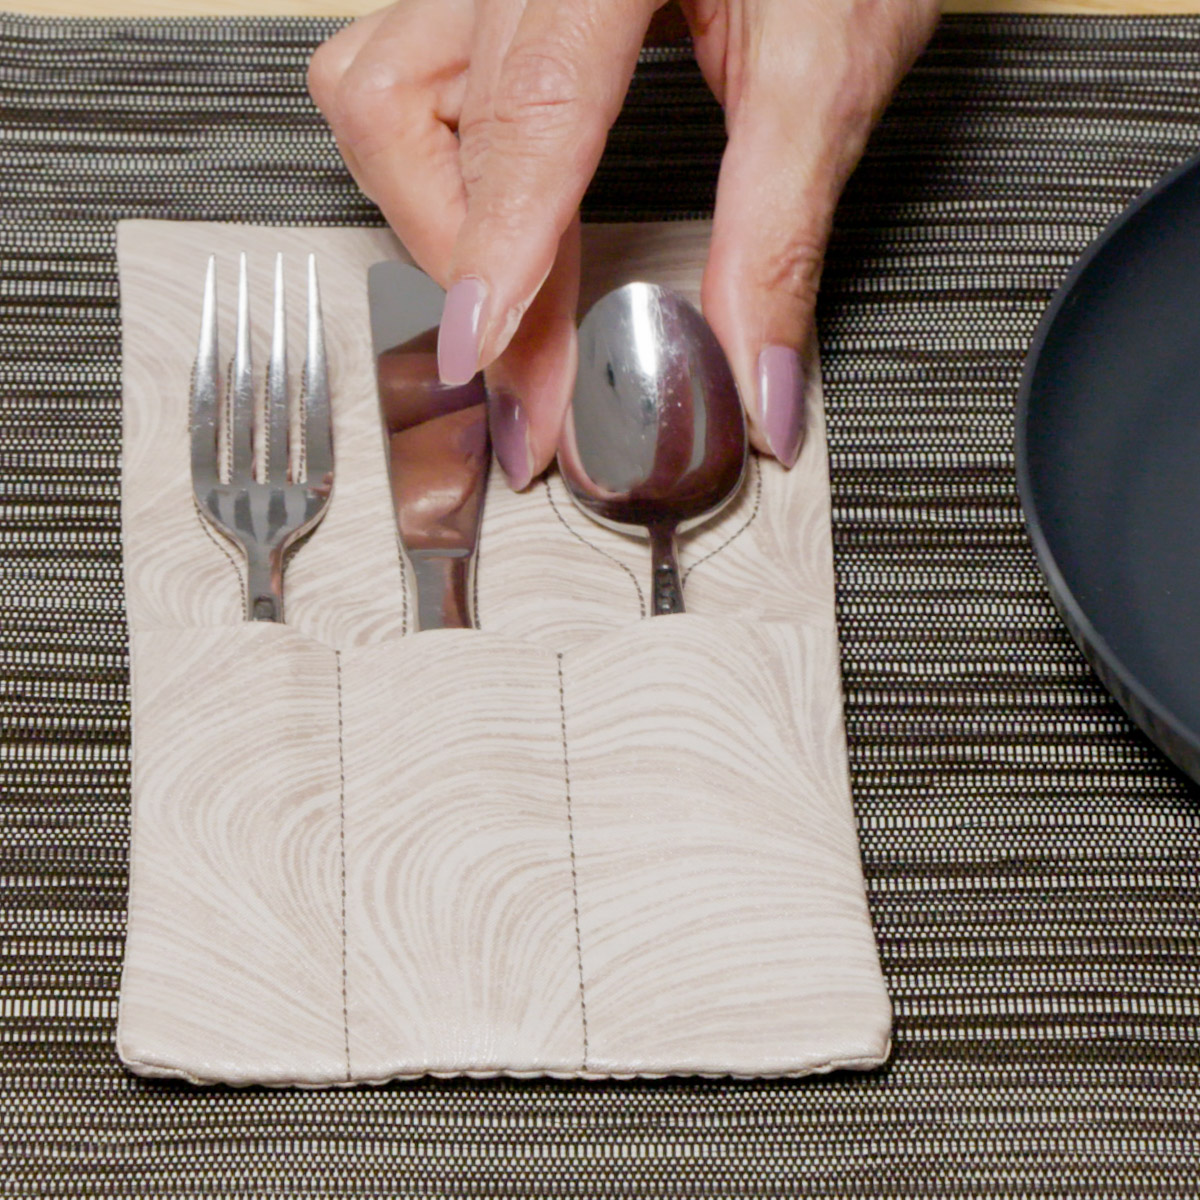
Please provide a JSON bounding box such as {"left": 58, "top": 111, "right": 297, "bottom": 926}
{"left": 15, "top": 1, "right": 1200, "bottom": 16}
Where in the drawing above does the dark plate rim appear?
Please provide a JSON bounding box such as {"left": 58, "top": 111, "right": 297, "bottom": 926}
{"left": 1014, "top": 148, "right": 1200, "bottom": 764}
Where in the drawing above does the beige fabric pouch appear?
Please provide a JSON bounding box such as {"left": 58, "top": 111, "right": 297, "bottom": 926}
{"left": 115, "top": 220, "right": 891, "bottom": 1085}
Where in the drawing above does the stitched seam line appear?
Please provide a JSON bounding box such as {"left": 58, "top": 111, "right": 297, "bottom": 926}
{"left": 545, "top": 478, "right": 646, "bottom": 619}
{"left": 556, "top": 651, "right": 589, "bottom": 1070}
{"left": 393, "top": 533, "right": 410, "bottom": 635}
{"left": 334, "top": 649, "right": 351, "bottom": 1083}
{"left": 682, "top": 454, "right": 763, "bottom": 585}
{"left": 194, "top": 503, "right": 247, "bottom": 612}
{"left": 472, "top": 512, "right": 481, "bottom": 627}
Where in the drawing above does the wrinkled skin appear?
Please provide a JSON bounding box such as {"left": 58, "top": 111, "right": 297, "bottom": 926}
{"left": 309, "top": 0, "right": 939, "bottom": 486}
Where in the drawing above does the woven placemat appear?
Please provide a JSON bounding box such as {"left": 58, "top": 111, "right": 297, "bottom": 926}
{"left": 2, "top": 11, "right": 1199, "bottom": 1195}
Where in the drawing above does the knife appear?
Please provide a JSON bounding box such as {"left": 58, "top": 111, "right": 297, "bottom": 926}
{"left": 368, "top": 261, "right": 490, "bottom": 630}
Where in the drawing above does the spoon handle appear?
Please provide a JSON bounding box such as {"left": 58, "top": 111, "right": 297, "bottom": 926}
{"left": 649, "top": 524, "right": 685, "bottom": 615}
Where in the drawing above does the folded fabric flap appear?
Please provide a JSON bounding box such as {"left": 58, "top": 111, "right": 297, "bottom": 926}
{"left": 340, "top": 619, "right": 891, "bottom": 1080}
{"left": 119, "top": 618, "right": 888, "bottom": 1084}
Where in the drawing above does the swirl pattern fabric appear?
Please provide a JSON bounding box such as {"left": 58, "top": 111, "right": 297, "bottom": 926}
{"left": 114, "top": 218, "right": 887, "bottom": 1085}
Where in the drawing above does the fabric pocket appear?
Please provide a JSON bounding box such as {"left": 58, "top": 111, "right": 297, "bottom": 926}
{"left": 118, "top": 617, "right": 890, "bottom": 1084}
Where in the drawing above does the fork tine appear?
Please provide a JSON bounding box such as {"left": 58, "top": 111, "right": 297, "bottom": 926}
{"left": 302, "top": 254, "right": 333, "bottom": 492}
{"left": 190, "top": 255, "right": 220, "bottom": 492}
{"left": 265, "top": 252, "right": 290, "bottom": 482}
{"left": 230, "top": 253, "right": 254, "bottom": 480}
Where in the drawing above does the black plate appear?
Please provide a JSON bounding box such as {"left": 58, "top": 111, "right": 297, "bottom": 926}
{"left": 1017, "top": 151, "right": 1200, "bottom": 782}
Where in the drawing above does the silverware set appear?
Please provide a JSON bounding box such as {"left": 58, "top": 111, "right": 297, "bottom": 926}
{"left": 189, "top": 256, "right": 747, "bottom": 625}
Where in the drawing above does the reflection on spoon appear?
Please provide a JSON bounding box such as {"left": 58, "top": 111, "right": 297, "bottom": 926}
{"left": 557, "top": 283, "right": 747, "bottom": 615}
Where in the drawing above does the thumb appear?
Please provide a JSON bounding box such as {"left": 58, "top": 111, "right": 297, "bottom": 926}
{"left": 437, "top": 0, "right": 658, "bottom": 386}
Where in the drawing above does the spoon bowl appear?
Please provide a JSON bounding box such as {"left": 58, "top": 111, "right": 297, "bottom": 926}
{"left": 557, "top": 282, "right": 747, "bottom": 614}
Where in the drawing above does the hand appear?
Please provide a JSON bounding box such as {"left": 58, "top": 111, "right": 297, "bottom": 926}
{"left": 309, "top": 0, "right": 938, "bottom": 486}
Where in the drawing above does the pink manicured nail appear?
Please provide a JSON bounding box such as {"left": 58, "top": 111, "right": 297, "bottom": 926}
{"left": 438, "top": 278, "right": 488, "bottom": 385}
{"left": 489, "top": 389, "right": 534, "bottom": 491}
{"left": 757, "top": 345, "right": 806, "bottom": 467}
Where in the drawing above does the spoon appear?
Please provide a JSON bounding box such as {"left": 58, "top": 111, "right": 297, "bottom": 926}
{"left": 557, "top": 282, "right": 747, "bottom": 615}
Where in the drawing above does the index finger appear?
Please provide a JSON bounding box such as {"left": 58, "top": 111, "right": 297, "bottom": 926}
{"left": 437, "top": 0, "right": 660, "bottom": 383}
{"left": 310, "top": 0, "right": 475, "bottom": 279}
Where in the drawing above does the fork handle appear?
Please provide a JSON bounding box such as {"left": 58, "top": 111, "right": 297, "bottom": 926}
{"left": 246, "top": 546, "right": 285, "bottom": 623}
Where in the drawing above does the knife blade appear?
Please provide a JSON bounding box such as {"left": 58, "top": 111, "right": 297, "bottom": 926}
{"left": 368, "top": 261, "right": 490, "bottom": 630}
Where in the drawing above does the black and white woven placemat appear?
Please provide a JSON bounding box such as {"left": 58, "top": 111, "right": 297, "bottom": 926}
{"left": 3, "top": 12, "right": 1200, "bottom": 1194}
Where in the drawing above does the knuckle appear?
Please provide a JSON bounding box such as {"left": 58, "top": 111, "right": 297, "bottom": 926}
{"left": 332, "top": 61, "right": 412, "bottom": 148}
{"left": 455, "top": 127, "right": 489, "bottom": 191}
{"left": 457, "top": 40, "right": 599, "bottom": 202}
{"left": 306, "top": 40, "right": 344, "bottom": 110}
{"left": 493, "top": 45, "right": 584, "bottom": 126}
{"left": 754, "top": 0, "right": 938, "bottom": 130}
{"left": 756, "top": 234, "right": 824, "bottom": 312}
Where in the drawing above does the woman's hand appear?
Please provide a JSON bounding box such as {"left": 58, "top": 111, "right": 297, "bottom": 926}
{"left": 309, "top": 0, "right": 938, "bottom": 486}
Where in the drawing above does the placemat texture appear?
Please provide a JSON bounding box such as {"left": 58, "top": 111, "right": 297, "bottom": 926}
{"left": 2, "top": 10, "right": 1199, "bottom": 1195}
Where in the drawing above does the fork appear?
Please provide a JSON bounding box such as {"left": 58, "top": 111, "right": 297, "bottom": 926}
{"left": 190, "top": 253, "right": 334, "bottom": 622}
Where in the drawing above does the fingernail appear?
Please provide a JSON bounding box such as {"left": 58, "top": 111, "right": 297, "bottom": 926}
{"left": 438, "top": 277, "right": 488, "bottom": 385}
{"left": 488, "top": 388, "right": 534, "bottom": 490}
{"left": 757, "top": 345, "right": 806, "bottom": 467}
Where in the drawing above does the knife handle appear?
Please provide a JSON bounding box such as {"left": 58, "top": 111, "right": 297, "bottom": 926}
{"left": 410, "top": 549, "right": 473, "bottom": 631}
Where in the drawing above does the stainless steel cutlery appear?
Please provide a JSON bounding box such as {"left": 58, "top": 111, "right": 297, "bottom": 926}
{"left": 558, "top": 283, "right": 747, "bottom": 615}
{"left": 189, "top": 258, "right": 740, "bottom": 627}
{"left": 368, "top": 261, "right": 489, "bottom": 631}
{"left": 190, "top": 253, "right": 334, "bottom": 622}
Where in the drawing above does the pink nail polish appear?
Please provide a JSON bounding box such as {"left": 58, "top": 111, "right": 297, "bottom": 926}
{"left": 757, "top": 345, "right": 806, "bottom": 467}
{"left": 488, "top": 389, "right": 534, "bottom": 491}
{"left": 438, "top": 278, "right": 488, "bottom": 386}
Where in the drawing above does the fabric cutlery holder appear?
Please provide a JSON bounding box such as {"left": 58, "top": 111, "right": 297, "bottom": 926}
{"left": 116, "top": 220, "right": 891, "bottom": 1084}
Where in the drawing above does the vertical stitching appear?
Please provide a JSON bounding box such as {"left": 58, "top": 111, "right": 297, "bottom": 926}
{"left": 193, "top": 506, "right": 247, "bottom": 613}
{"left": 681, "top": 454, "right": 763, "bottom": 585}
{"left": 334, "top": 649, "right": 351, "bottom": 1082}
{"left": 544, "top": 478, "right": 647, "bottom": 619}
{"left": 393, "top": 533, "right": 410, "bottom": 635}
{"left": 472, "top": 522, "right": 481, "bottom": 629}
{"left": 556, "top": 651, "right": 589, "bottom": 1070}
